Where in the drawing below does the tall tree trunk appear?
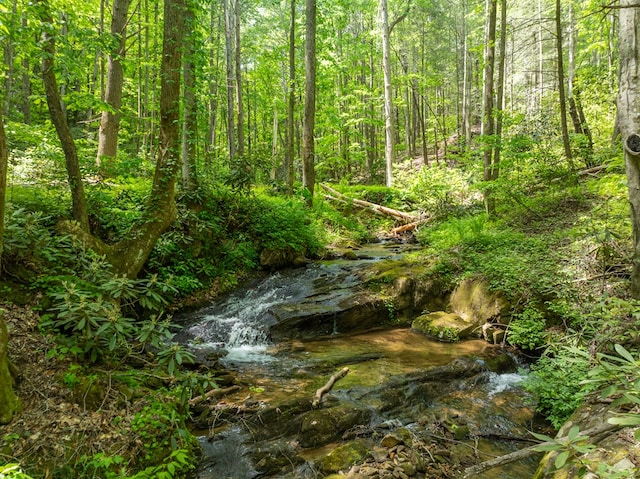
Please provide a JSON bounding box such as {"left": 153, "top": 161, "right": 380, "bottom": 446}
{"left": 181, "top": 3, "right": 198, "bottom": 192}
{"left": 37, "top": 0, "right": 90, "bottom": 231}
{"left": 380, "top": 0, "right": 395, "bottom": 187}
{"left": 302, "top": 0, "right": 317, "bottom": 206}
{"left": 96, "top": 0, "right": 131, "bottom": 167}
{"left": 0, "top": 100, "right": 22, "bottom": 425}
{"left": 617, "top": 0, "right": 640, "bottom": 298}
{"left": 555, "top": 0, "right": 572, "bottom": 161}
{"left": 234, "top": 0, "right": 245, "bottom": 158}
{"left": 462, "top": 0, "right": 472, "bottom": 146}
{"left": 206, "top": 3, "right": 222, "bottom": 166}
{"left": 482, "top": 0, "right": 497, "bottom": 216}
{"left": 21, "top": 17, "right": 31, "bottom": 124}
{"left": 285, "top": 0, "right": 296, "bottom": 195}
{"left": 223, "top": 0, "right": 236, "bottom": 159}
{"left": 492, "top": 0, "right": 507, "bottom": 184}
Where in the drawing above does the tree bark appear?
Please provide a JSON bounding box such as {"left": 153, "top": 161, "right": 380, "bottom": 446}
{"left": 617, "top": 0, "right": 640, "bottom": 299}
{"left": 481, "top": 0, "right": 497, "bottom": 216}
{"left": 491, "top": 0, "right": 506, "bottom": 184}
{"left": 380, "top": 0, "right": 395, "bottom": 187}
{"left": 285, "top": 0, "right": 296, "bottom": 195}
{"left": 181, "top": 2, "right": 198, "bottom": 192}
{"left": 555, "top": 0, "right": 572, "bottom": 162}
{"left": 37, "top": 0, "right": 90, "bottom": 232}
{"left": 96, "top": 0, "right": 131, "bottom": 168}
{"left": 234, "top": 0, "right": 245, "bottom": 158}
{"left": 223, "top": 0, "right": 236, "bottom": 159}
{"left": 302, "top": 0, "right": 317, "bottom": 206}
{"left": 0, "top": 103, "right": 21, "bottom": 425}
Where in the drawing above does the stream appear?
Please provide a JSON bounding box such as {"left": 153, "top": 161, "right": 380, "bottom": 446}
{"left": 176, "top": 242, "right": 545, "bottom": 479}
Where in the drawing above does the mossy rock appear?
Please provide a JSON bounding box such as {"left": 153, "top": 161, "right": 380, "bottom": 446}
{"left": 320, "top": 440, "right": 369, "bottom": 474}
{"left": 411, "top": 311, "right": 474, "bottom": 342}
{"left": 299, "top": 404, "right": 372, "bottom": 448}
{"left": 449, "top": 277, "right": 509, "bottom": 324}
{"left": 0, "top": 315, "right": 21, "bottom": 424}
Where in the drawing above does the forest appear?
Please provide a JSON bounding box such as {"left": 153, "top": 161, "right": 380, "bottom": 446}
{"left": 1, "top": 0, "right": 640, "bottom": 477}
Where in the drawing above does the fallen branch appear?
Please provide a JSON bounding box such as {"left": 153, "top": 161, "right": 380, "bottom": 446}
{"left": 391, "top": 220, "right": 426, "bottom": 234}
{"left": 189, "top": 385, "right": 242, "bottom": 407}
{"left": 320, "top": 184, "right": 417, "bottom": 224}
{"left": 462, "top": 422, "right": 621, "bottom": 478}
{"left": 312, "top": 367, "right": 349, "bottom": 408}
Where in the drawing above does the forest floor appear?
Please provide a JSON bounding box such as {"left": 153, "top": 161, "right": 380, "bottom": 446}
{"left": 0, "top": 302, "right": 157, "bottom": 478}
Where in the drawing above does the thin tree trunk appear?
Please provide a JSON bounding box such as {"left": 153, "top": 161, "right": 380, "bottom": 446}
{"left": 181, "top": 3, "right": 198, "bottom": 192}
{"left": 482, "top": 0, "right": 497, "bottom": 215}
{"left": 302, "top": 0, "right": 317, "bottom": 206}
{"left": 206, "top": 4, "right": 222, "bottom": 166}
{"left": 492, "top": 0, "right": 507, "bottom": 183}
{"left": 223, "top": 0, "right": 236, "bottom": 159}
{"left": 96, "top": 0, "right": 131, "bottom": 167}
{"left": 21, "top": 16, "right": 31, "bottom": 124}
{"left": 555, "top": 0, "right": 572, "bottom": 161}
{"left": 285, "top": 0, "right": 296, "bottom": 194}
{"left": 37, "top": 0, "right": 90, "bottom": 231}
{"left": 380, "top": 0, "right": 395, "bottom": 187}
{"left": 234, "top": 0, "right": 244, "bottom": 158}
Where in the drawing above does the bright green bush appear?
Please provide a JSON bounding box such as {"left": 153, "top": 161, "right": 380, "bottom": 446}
{"left": 507, "top": 306, "right": 547, "bottom": 350}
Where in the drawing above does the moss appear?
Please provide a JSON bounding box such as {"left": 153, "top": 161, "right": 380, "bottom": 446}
{"left": 320, "top": 440, "right": 369, "bottom": 474}
{"left": 0, "top": 315, "right": 21, "bottom": 424}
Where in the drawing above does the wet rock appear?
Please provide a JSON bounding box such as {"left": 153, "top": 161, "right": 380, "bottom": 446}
{"left": 249, "top": 440, "right": 304, "bottom": 476}
{"left": 260, "top": 246, "right": 307, "bottom": 270}
{"left": 320, "top": 440, "right": 369, "bottom": 474}
{"left": 299, "top": 404, "right": 372, "bottom": 448}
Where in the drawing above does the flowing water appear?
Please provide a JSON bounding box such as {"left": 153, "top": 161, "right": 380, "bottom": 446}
{"left": 178, "top": 243, "right": 542, "bottom": 478}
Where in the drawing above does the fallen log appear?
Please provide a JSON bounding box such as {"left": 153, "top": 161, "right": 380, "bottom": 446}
{"left": 189, "top": 385, "right": 242, "bottom": 407}
{"left": 462, "top": 422, "right": 621, "bottom": 478}
{"left": 320, "top": 184, "right": 417, "bottom": 224}
{"left": 312, "top": 367, "right": 349, "bottom": 408}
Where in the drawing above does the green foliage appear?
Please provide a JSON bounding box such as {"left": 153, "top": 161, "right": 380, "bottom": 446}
{"left": 507, "top": 306, "right": 547, "bottom": 351}
{"left": 529, "top": 345, "right": 640, "bottom": 478}
{"left": 524, "top": 348, "right": 592, "bottom": 429}
{"left": 131, "top": 399, "right": 197, "bottom": 464}
{"left": 0, "top": 464, "right": 35, "bottom": 479}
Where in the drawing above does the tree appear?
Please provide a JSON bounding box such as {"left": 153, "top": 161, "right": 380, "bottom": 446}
{"left": 181, "top": 1, "right": 198, "bottom": 192}
{"left": 617, "top": 0, "right": 640, "bottom": 298}
{"left": 481, "top": 0, "right": 497, "bottom": 215}
{"left": 223, "top": 0, "right": 237, "bottom": 159}
{"left": 285, "top": 0, "right": 296, "bottom": 195}
{"left": 380, "top": 0, "right": 395, "bottom": 187}
{"left": 58, "top": 0, "right": 185, "bottom": 280}
{"left": 302, "top": 0, "right": 316, "bottom": 206}
{"left": 96, "top": 0, "right": 131, "bottom": 168}
{"left": 555, "top": 0, "right": 572, "bottom": 161}
{"left": 0, "top": 101, "right": 21, "bottom": 425}
{"left": 37, "top": 0, "right": 91, "bottom": 232}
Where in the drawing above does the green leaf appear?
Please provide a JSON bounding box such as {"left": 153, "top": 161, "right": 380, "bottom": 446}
{"left": 608, "top": 415, "right": 640, "bottom": 426}
{"left": 555, "top": 450, "right": 570, "bottom": 469}
{"left": 567, "top": 425, "right": 580, "bottom": 442}
{"left": 530, "top": 431, "right": 556, "bottom": 442}
{"left": 614, "top": 344, "right": 636, "bottom": 364}
{"left": 533, "top": 443, "right": 562, "bottom": 452}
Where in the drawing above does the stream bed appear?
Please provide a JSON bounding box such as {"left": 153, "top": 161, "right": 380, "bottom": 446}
{"left": 177, "top": 243, "right": 545, "bottom": 478}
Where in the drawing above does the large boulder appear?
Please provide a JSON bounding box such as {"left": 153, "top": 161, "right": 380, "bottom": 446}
{"left": 411, "top": 311, "right": 475, "bottom": 342}
{"left": 449, "top": 277, "right": 509, "bottom": 325}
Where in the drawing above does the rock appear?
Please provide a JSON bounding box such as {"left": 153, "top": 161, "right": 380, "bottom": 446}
{"left": 411, "top": 311, "right": 475, "bottom": 342}
{"left": 299, "top": 404, "right": 372, "bottom": 448}
{"left": 320, "top": 440, "right": 369, "bottom": 474}
{"left": 260, "top": 246, "right": 307, "bottom": 270}
{"left": 449, "top": 277, "right": 509, "bottom": 325}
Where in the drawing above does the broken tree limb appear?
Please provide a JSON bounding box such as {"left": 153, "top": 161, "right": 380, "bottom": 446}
{"left": 462, "top": 422, "right": 621, "bottom": 478}
{"left": 312, "top": 367, "right": 349, "bottom": 408}
{"left": 320, "top": 184, "right": 417, "bottom": 224}
{"left": 391, "top": 220, "right": 427, "bottom": 234}
{"left": 189, "top": 385, "right": 242, "bottom": 407}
